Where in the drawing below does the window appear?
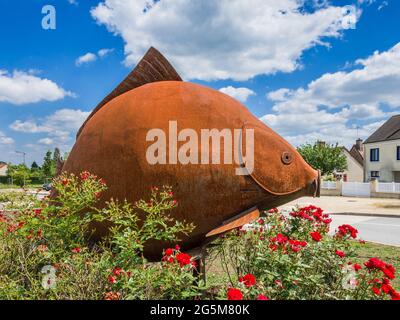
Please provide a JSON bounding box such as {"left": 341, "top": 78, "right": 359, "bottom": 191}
{"left": 370, "top": 148, "right": 379, "bottom": 162}
{"left": 397, "top": 146, "right": 400, "bottom": 160}
{"left": 371, "top": 171, "right": 380, "bottom": 178}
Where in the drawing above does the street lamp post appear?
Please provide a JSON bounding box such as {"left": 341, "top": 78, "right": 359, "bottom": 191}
{"left": 15, "top": 150, "right": 26, "bottom": 165}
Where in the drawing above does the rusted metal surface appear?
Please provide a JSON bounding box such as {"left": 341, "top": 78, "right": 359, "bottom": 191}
{"left": 206, "top": 207, "right": 260, "bottom": 237}
{"left": 77, "top": 47, "right": 182, "bottom": 138}
{"left": 63, "top": 48, "right": 320, "bottom": 261}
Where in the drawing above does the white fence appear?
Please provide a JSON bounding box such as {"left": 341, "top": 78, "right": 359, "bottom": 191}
{"left": 342, "top": 182, "right": 371, "bottom": 197}
{"left": 376, "top": 182, "right": 400, "bottom": 194}
{"left": 321, "top": 181, "right": 337, "bottom": 190}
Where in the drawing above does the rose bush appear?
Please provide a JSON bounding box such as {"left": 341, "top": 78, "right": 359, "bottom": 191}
{"left": 0, "top": 172, "right": 201, "bottom": 300}
{"left": 210, "top": 206, "right": 399, "bottom": 300}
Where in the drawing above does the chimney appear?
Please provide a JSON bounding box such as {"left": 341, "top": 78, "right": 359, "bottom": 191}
{"left": 356, "top": 138, "right": 363, "bottom": 152}
{"left": 316, "top": 140, "right": 326, "bottom": 148}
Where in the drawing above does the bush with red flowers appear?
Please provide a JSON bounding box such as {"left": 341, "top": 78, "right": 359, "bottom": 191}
{"left": 211, "top": 206, "right": 399, "bottom": 300}
{"left": 0, "top": 173, "right": 200, "bottom": 300}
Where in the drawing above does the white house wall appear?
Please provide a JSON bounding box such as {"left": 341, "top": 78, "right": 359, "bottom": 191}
{"left": 364, "top": 139, "right": 400, "bottom": 182}
{"left": 0, "top": 166, "right": 7, "bottom": 177}
{"left": 342, "top": 150, "right": 364, "bottom": 182}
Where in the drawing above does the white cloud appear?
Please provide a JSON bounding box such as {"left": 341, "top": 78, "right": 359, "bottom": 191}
{"left": 38, "top": 138, "right": 54, "bottom": 146}
{"left": 219, "top": 86, "right": 255, "bottom": 103}
{"left": 10, "top": 120, "right": 46, "bottom": 133}
{"left": 67, "top": 0, "right": 78, "bottom": 6}
{"left": 10, "top": 109, "right": 90, "bottom": 148}
{"left": 75, "top": 49, "right": 114, "bottom": 66}
{"left": 0, "top": 70, "right": 74, "bottom": 105}
{"left": 91, "top": 0, "right": 357, "bottom": 81}
{"left": 75, "top": 53, "right": 97, "bottom": 66}
{"left": 262, "top": 43, "right": 400, "bottom": 148}
{"left": 98, "top": 48, "right": 114, "bottom": 58}
{"left": 0, "top": 131, "right": 14, "bottom": 145}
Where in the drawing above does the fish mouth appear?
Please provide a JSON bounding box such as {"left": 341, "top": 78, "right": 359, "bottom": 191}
{"left": 305, "top": 169, "right": 321, "bottom": 198}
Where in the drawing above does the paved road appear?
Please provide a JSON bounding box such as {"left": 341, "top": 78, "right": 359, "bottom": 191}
{"left": 330, "top": 214, "right": 400, "bottom": 246}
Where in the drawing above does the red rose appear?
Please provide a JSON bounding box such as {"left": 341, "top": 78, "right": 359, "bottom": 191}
{"left": 239, "top": 274, "right": 256, "bottom": 287}
{"left": 108, "top": 275, "right": 117, "bottom": 284}
{"left": 310, "top": 231, "right": 322, "bottom": 242}
{"left": 80, "top": 171, "right": 90, "bottom": 180}
{"left": 71, "top": 247, "right": 81, "bottom": 253}
{"left": 382, "top": 268, "right": 395, "bottom": 280}
{"left": 364, "top": 257, "right": 395, "bottom": 279}
{"left": 353, "top": 264, "right": 362, "bottom": 271}
{"left": 391, "top": 291, "right": 400, "bottom": 300}
{"left": 335, "top": 250, "right": 346, "bottom": 258}
{"left": 165, "top": 248, "right": 174, "bottom": 256}
{"left": 381, "top": 283, "right": 391, "bottom": 294}
{"left": 372, "top": 287, "right": 380, "bottom": 295}
{"left": 271, "top": 233, "right": 288, "bottom": 245}
{"left": 176, "top": 253, "right": 191, "bottom": 267}
{"left": 336, "top": 224, "right": 358, "bottom": 239}
{"left": 257, "top": 294, "right": 270, "bottom": 300}
{"left": 113, "top": 268, "right": 122, "bottom": 277}
{"left": 163, "top": 256, "right": 174, "bottom": 264}
{"left": 227, "top": 288, "right": 243, "bottom": 300}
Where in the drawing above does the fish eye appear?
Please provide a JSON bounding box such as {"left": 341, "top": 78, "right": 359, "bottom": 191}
{"left": 281, "top": 152, "right": 293, "bottom": 165}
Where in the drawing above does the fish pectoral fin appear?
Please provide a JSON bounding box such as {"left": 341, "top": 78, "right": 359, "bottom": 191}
{"left": 77, "top": 47, "right": 182, "bottom": 138}
{"left": 206, "top": 207, "right": 260, "bottom": 238}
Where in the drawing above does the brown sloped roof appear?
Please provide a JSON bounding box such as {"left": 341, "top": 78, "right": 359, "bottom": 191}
{"left": 0, "top": 163, "right": 7, "bottom": 169}
{"left": 342, "top": 147, "right": 364, "bottom": 167}
{"left": 364, "top": 115, "right": 400, "bottom": 144}
{"left": 349, "top": 145, "right": 364, "bottom": 166}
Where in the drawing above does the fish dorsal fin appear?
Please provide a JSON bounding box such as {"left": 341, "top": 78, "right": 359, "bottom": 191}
{"left": 77, "top": 47, "right": 182, "bottom": 138}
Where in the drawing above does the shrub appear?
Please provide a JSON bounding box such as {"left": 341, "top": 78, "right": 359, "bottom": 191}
{"left": 0, "top": 172, "right": 201, "bottom": 300}
{"left": 0, "top": 172, "right": 398, "bottom": 300}
{"left": 210, "top": 206, "right": 399, "bottom": 300}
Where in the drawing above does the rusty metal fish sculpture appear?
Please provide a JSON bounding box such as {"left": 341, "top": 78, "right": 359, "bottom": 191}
{"left": 62, "top": 47, "right": 320, "bottom": 260}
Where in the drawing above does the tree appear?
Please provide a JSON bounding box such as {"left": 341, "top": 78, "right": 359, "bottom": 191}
{"left": 42, "top": 148, "right": 66, "bottom": 179}
{"left": 53, "top": 147, "right": 61, "bottom": 164}
{"left": 31, "top": 161, "right": 40, "bottom": 171}
{"left": 7, "top": 164, "right": 32, "bottom": 187}
{"left": 42, "top": 150, "right": 54, "bottom": 178}
{"left": 297, "top": 142, "right": 347, "bottom": 176}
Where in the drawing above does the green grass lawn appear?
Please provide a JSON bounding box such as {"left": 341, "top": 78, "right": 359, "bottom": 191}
{"left": 0, "top": 184, "right": 43, "bottom": 190}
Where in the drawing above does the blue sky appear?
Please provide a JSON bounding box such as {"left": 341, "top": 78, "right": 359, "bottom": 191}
{"left": 0, "top": 0, "right": 399, "bottom": 165}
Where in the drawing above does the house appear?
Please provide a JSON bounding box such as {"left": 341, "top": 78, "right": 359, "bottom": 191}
{"left": 337, "top": 139, "right": 364, "bottom": 182}
{"left": 0, "top": 162, "right": 8, "bottom": 177}
{"left": 364, "top": 115, "right": 400, "bottom": 182}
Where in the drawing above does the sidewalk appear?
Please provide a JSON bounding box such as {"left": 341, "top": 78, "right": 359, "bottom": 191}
{"left": 278, "top": 196, "right": 400, "bottom": 218}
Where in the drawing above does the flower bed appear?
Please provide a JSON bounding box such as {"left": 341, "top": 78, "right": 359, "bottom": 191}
{"left": 0, "top": 172, "right": 398, "bottom": 300}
